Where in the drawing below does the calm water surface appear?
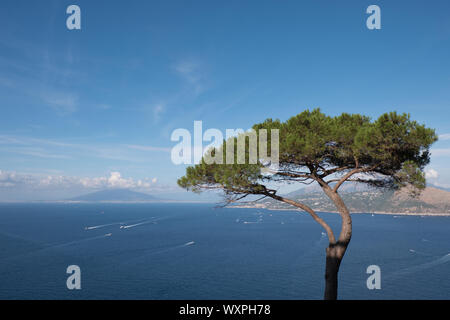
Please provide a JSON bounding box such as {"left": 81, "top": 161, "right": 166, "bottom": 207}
{"left": 0, "top": 203, "right": 448, "bottom": 299}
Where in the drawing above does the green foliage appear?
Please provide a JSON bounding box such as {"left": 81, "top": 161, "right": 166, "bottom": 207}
{"left": 394, "top": 160, "right": 427, "bottom": 196}
{"left": 354, "top": 112, "right": 436, "bottom": 175}
{"left": 177, "top": 137, "right": 265, "bottom": 194}
{"left": 178, "top": 109, "right": 438, "bottom": 199}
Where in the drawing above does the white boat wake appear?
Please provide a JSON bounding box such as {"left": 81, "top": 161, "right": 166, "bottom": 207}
{"left": 120, "top": 222, "right": 143, "bottom": 229}
{"left": 85, "top": 217, "right": 158, "bottom": 231}
{"left": 118, "top": 241, "right": 196, "bottom": 266}
{"left": 386, "top": 252, "right": 450, "bottom": 280}
{"left": 0, "top": 233, "right": 113, "bottom": 262}
{"left": 51, "top": 233, "right": 113, "bottom": 249}
{"left": 85, "top": 222, "right": 122, "bottom": 230}
{"left": 408, "top": 248, "right": 435, "bottom": 257}
{"left": 120, "top": 220, "right": 157, "bottom": 229}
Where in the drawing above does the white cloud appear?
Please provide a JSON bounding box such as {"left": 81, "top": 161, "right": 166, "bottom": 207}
{"left": 79, "top": 172, "right": 158, "bottom": 190}
{"left": 107, "top": 172, "right": 134, "bottom": 188}
{"left": 425, "top": 168, "right": 438, "bottom": 179}
{"left": 0, "top": 170, "right": 158, "bottom": 191}
{"left": 0, "top": 170, "right": 52, "bottom": 188}
{"left": 0, "top": 170, "right": 18, "bottom": 187}
{"left": 438, "top": 133, "right": 450, "bottom": 141}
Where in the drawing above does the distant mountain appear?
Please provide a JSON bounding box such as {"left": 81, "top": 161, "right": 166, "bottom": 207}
{"left": 69, "top": 189, "right": 160, "bottom": 202}
{"left": 428, "top": 184, "right": 450, "bottom": 192}
{"left": 236, "top": 185, "right": 450, "bottom": 215}
{"left": 282, "top": 182, "right": 372, "bottom": 198}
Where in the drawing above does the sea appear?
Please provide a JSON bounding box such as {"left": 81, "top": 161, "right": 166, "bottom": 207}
{"left": 0, "top": 203, "right": 448, "bottom": 300}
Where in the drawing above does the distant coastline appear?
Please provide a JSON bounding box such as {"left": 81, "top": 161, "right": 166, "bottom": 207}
{"left": 228, "top": 204, "right": 450, "bottom": 216}
{"left": 0, "top": 200, "right": 215, "bottom": 204}
{"left": 1, "top": 199, "right": 448, "bottom": 216}
{"left": 227, "top": 185, "right": 450, "bottom": 217}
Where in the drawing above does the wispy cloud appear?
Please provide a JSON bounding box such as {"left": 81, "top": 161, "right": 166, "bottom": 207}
{"left": 41, "top": 91, "right": 78, "bottom": 114}
{"left": 430, "top": 148, "right": 450, "bottom": 157}
{"left": 152, "top": 103, "right": 165, "bottom": 122}
{"left": 0, "top": 135, "right": 76, "bottom": 148}
{"left": 2, "top": 147, "right": 71, "bottom": 159}
{"left": 129, "top": 58, "right": 210, "bottom": 126}
{"left": 438, "top": 133, "right": 450, "bottom": 141}
{"left": 127, "top": 144, "right": 171, "bottom": 152}
{"left": 173, "top": 59, "right": 207, "bottom": 95}
{"left": 96, "top": 103, "right": 112, "bottom": 110}
{"left": 0, "top": 70, "right": 80, "bottom": 116}
{"left": 0, "top": 134, "right": 171, "bottom": 164}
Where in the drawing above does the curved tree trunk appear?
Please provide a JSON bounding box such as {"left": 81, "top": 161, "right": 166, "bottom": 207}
{"left": 274, "top": 189, "right": 352, "bottom": 300}
{"left": 324, "top": 242, "right": 347, "bottom": 300}
{"left": 322, "top": 189, "right": 352, "bottom": 300}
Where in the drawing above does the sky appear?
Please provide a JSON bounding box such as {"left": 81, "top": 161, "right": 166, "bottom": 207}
{"left": 0, "top": 0, "right": 449, "bottom": 201}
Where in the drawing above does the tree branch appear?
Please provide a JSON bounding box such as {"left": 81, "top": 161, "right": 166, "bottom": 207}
{"left": 332, "top": 164, "right": 379, "bottom": 193}
{"left": 268, "top": 193, "right": 336, "bottom": 244}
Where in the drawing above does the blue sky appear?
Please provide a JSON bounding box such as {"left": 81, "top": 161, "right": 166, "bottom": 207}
{"left": 0, "top": 0, "right": 449, "bottom": 200}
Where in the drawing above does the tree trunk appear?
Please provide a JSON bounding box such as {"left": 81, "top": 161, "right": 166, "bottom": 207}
{"left": 275, "top": 189, "right": 352, "bottom": 300}
{"left": 321, "top": 189, "right": 352, "bottom": 300}
{"left": 324, "top": 244, "right": 346, "bottom": 300}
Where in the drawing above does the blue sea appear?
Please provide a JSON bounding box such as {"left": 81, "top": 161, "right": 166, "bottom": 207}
{"left": 0, "top": 203, "right": 448, "bottom": 300}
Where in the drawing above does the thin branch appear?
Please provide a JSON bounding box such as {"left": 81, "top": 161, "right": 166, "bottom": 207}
{"left": 332, "top": 164, "right": 379, "bottom": 193}
{"left": 267, "top": 193, "right": 336, "bottom": 244}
